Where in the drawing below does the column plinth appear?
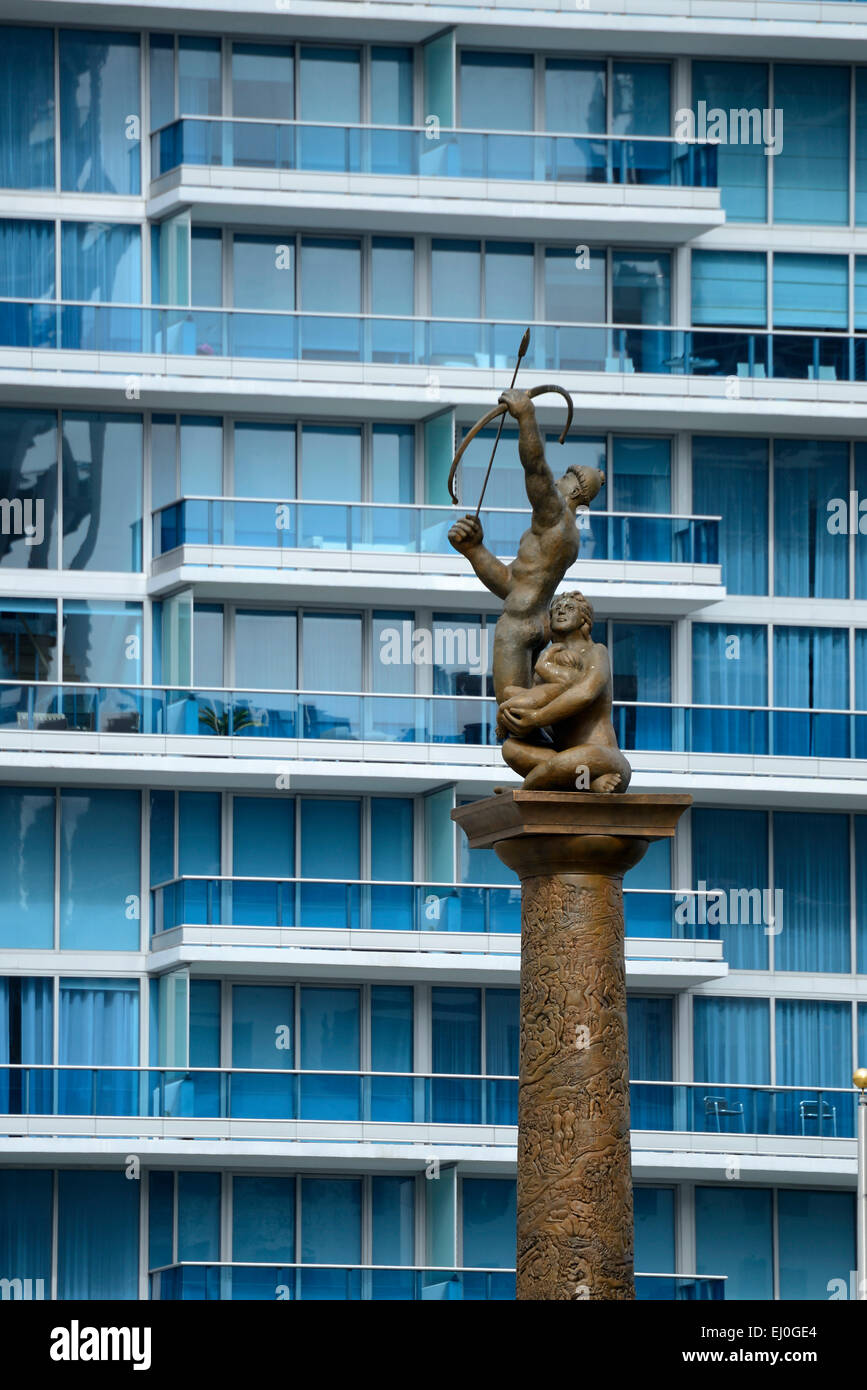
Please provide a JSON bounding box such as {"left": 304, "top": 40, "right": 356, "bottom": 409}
{"left": 452, "top": 791, "right": 690, "bottom": 1302}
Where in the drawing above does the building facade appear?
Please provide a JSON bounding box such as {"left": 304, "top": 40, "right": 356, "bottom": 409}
{"left": 0, "top": 0, "right": 866, "bottom": 1301}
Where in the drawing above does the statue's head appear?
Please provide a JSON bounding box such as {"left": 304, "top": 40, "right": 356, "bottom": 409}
{"left": 550, "top": 590, "right": 594, "bottom": 637}
{"left": 556, "top": 463, "right": 605, "bottom": 513}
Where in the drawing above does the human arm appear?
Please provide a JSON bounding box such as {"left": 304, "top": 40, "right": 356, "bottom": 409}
{"left": 448, "top": 515, "right": 512, "bottom": 600}
{"left": 499, "top": 389, "right": 565, "bottom": 530}
{"left": 498, "top": 649, "right": 609, "bottom": 734}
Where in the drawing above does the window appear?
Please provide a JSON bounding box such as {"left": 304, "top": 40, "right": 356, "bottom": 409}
{"left": 178, "top": 36, "right": 221, "bottom": 116}
{"left": 61, "top": 601, "right": 142, "bottom": 684}
{"left": 691, "top": 807, "right": 769, "bottom": 969}
{"left": 696, "top": 1188, "right": 773, "bottom": 1299}
{"left": 692, "top": 62, "right": 768, "bottom": 222}
{"left": 778, "top": 1191, "right": 855, "bottom": 1300}
{"left": 635, "top": 1188, "right": 676, "bottom": 1277}
{"left": 692, "top": 624, "right": 768, "bottom": 759}
{"left": 178, "top": 791, "right": 221, "bottom": 876}
{"left": 57, "top": 1171, "right": 139, "bottom": 1299}
{"left": 59, "top": 791, "right": 141, "bottom": 949}
{"left": 233, "top": 1177, "right": 294, "bottom": 1264}
{"left": 694, "top": 996, "right": 770, "bottom": 1084}
{"left": 462, "top": 1178, "right": 516, "bottom": 1269}
{"left": 692, "top": 436, "right": 768, "bottom": 595}
{"left": 234, "top": 421, "right": 296, "bottom": 499}
{"left": 544, "top": 246, "right": 605, "bottom": 323}
{"left": 0, "top": 408, "right": 57, "bottom": 569}
{"left": 774, "top": 65, "right": 849, "bottom": 225}
{"left": 0, "top": 28, "right": 55, "bottom": 188}
{"left": 629, "top": 996, "right": 673, "bottom": 1128}
{"left": 611, "top": 622, "right": 671, "bottom": 750}
{"left": 545, "top": 58, "right": 605, "bottom": 135}
{"left": 61, "top": 412, "right": 143, "bottom": 571}
{"left": 612, "top": 62, "right": 670, "bottom": 137}
{"left": 232, "top": 43, "right": 294, "bottom": 120}
{"left": 233, "top": 234, "right": 295, "bottom": 312}
{"left": 0, "top": 219, "right": 55, "bottom": 300}
{"left": 691, "top": 251, "right": 767, "bottom": 327}
{"left": 59, "top": 30, "right": 141, "bottom": 194}
{"left": 459, "top": 52, "right": 534, "bottom": 133}
{"left": 773, "top": 814, "right": 850, "bottom": 972}
{"left": 371, "top": 48, "right": 413, "bottom": 125}
{"left": 773, "top": 626, "right": 849, "bottom": 760}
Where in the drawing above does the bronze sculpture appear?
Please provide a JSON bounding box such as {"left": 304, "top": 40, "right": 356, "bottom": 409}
{"left": 449, "top": 366, "right": 689, "bottom": 1300}
{"left": 448, "top": 387, "right": 629, "bottom": 793}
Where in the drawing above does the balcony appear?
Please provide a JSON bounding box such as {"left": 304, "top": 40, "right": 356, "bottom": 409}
{"left": 3, "top": 684, "right": 866, "bottom": 769}
{"left": 4, "top": 306, "right": 867, "bottom": 396}
{"left": 147, "top": 120, "right": 722, "bottom": 242}
{"left": 632, "top": 1081, "right": 859, "bottom": 1139}
{"left": 147, "top": 1262, "right": 725, "bottom": 1301}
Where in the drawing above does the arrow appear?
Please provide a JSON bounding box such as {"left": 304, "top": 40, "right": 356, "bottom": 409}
{"left": 472, "top": 327, "right": 531, "bottom": 519}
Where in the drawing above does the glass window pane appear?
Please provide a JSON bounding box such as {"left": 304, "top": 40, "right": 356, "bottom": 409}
{"left": 612, "top": 252, "right": 670, "bottom": 325}
{"left": 57, "top": 1170, "right": 139, "bottom": 1299}
{"left": 300, "top": 237, "right": 360, "bottom": 314}
{"left": 612, "top": 437, "right": 670, "bottom": 512}
{"left": 371, "top": 798, "right": 413, "bottom": 880}
{"left": 0, "top": 408, "right": 57, "bottom": 568}
{"left": 232, "top": 984, "right": 294, "bottom": 1068}
{"left": 774, "top": 626, "right": 848, "bottom": 709}
{"left": 233, "top": 1176, "right": 294, "bottom": 1263}
{"left": 0, "top": 599, "right": 58, "bottom": 681}
{"left": 0, "top": 790, "right": 55, "bottom": 947}
{"left": 461, "top": 1178, "right": 516, "bottom": 1268}
{"left": 544, "top": 247, "right": 605, "bottom": 322}
{"left": 61, "top": 412, "right": 143, "bottom": 571}
{"left": 149, "top": 789, "right": 174, "bottom": 888}
{"left": 190, "top": 979, "right": 220, "bottom": 1066}
{"left": 432, "top": 987, "right": 481, "bottom": 1073}
{"left": 301, "top": 1177, "right": 361, "bottom": 1264}
{"left": 485, "top": 988, "right": 519, "bottom": 1076}
{"left": 774, "top": 65, "right": 849, "bottom": 225}
{"left": 371, "top": 48, "right": 413, "bottom": 125}
{"left": 460, "top": 52, "right": 533, "bottom": 131}
{"left": 191, "top": 228, "right": 222, "bottom": 307}
{"left": 613, "top": 61, "right": 669, "bottom": 136}
{"left": 692, "top": 807, "right": 769, "bottom": 969}
{"left": 773, "top": 815, "right": 850, "bottom": 973}
{"left": 300, "top": 799, "right": 360, "bottom": 878}
{"left": 149, "top": 33, "right": 174, "bottom": 133}
{"left": 432, "top": 240, "right": 481, "bottom": 319}
{"left": 773, "top": 254, "right": 848, "bottom": 331}
{"left": 193, "top": 603, "right": 223, "bottom": 687}
{"left": 59, "top": 793, "right": 141, "bottom": 949}
{"left": 235, "top": 610, "right": 297, "bottom": 690}
{"left": 696, "top": 1188, "right": 773, "bottom": 1299}
{"left": 776, "top": 997, "right": 851, "bottom": 1088}
{"left": 302, "top": 613, "right": 361, "bottom": 691}
{"left": 178, "top": 791, "right": 221, "bottom": 876}
{"left": 371, "top": 985, "right": 413, "bottom": 1072}
{"left": 233, "top": 234, "right": 295, "bottom": 311}
{"left": 300, "top": 986, "right": 360, "bottom": 1069}
{"left": 693, "top": 436, "right": 768, "bottom": 595}
{"left": 485, "top": 242, "right": 533, "bottom": 322}
{"left": 233, "top": 796, "right": 295, "bottom": 878}
{"left": 371, "top": 237, "right": 414, "bottom": 317}
{"left": 634, "top": 1188, "right": 676, "bottom": 1276}
{"left": 180, "top": 415, "right": 222, "bottom": 495}
{"left": 371, "top": 610, "right": 415, "bottom": 695}
{"left": 694, "top": 996, "right": 770, "bottom": 1083}
{"left": 300, "top": 424, "right": 361, "bottom": 502}
{"left": 234, "top": 421, "right": 295, "bottom": 498}
{"left": 300, "top": 48, "right": 360, "bottom": 124}
{"left": 0, "top": 219, "right": 55, "bottom": 299}
{"left": 232, "top": 43, "right": 294, "bottom": 119}
{"left": 692, "top": 62, "right": 768, "bottom": 222}
{"left": 60, "top": 30, "right": 141, "bottom": 194}
{"left": 628, "top": 996, "right": 673, "bottom": 1079}
{"left": 545, "top": 58, "right": 606, "bottom": 134}
{"left": 0, "top": 28, "right": 55, "bottom": 188}
{"left": 372, "top": 425, "right": 414, "bottom": 505}
{"left": 178, "top": 36, "right": 221, "bottom": 116}
{"left": 177, "top": 1172, "right": 221, "bottom": 1261}
{"left": 151, "top": 414, "right": 177, "bottom": 511}
{"left": 62, "top": 600, "right": 142, "bottom": 684}
{"left": 372, "top": 1176, "right": 414, "bottom": 1266}
{"left": 691, "top": 250, "right": 766, "bottom": 327}
{"left": 61, "top": 222, "right": 141, "bottom": 303}
{"left": 773, "top": 440, "right": 848, "bottom": 598}
{"left": 778, "top": 1191, "right": 854, "bottom": 1300}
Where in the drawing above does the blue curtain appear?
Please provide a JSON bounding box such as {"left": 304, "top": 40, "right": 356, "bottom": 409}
{"left": 691, "top": 250, "right": 767, "bottom": 325}
{"left": 0, "top": 976, "right": 53, "bottom": 1112}
{"left": 189, "top": 981, "right": 220, "bottom": 1067}
{"left": 691, "top": 63, "right": 768, "bottom": 222}
{"left": 60, "top": 31, "right": 141, "bottom": 194}
{"left": 57, "top": 1170, "right": 139, "bottom": 1298}
{"left": 773, "top": 626, "right": 849, "bottom": 757}
{"left": 634, "top": 1188, "right": 675, "bottom": 1276}
{"left": 695, "top": 1187, "right": 773, "bottom": 1299}
{"left": 778, "top": 1191, "right": 855, "bottom": 1299}
{"left": 624, "top": 837, "right": 670, "bottom": 937}
{"left": 691, "top": 807, "right": 769, "bottom": 969}
{"left": 857, "top": 449, "right": 867, "bottom": 600}
{"left": 773, "top": 441, "right": 848, "bottom": 598}
{"left": 233, "top": 1176, "right": 294, "bottom": 1263}
{"left": 774, "top": 812, "right": 850, "bottom": 972}
{"left": 178, "top": 791, "right": 221, "bottom": 877}
{"left": 858, "top": 818, "right": 867, "bottom": 974}
{"left": 59, "top": 976, "right": 139, "bottom": 1114}
{"left": 612, "top": 437, "right": 670, "bottom": 524}
{"left": 0, "top": 28, "right": 55, "bottom": 189}
{"left": 300, "top": 986, "right": 360, "bottom": 1121}
{"left": 178, "top": 1171, "right": 220, "bottom": 1261}
{"left": 299, "top": 799, "right": 360, "bottom": 926}
{"left": 149, "top": 790, "right": 174, "bottom": 889}
{"left": 432, "top": 987, "right": 481, "bottom": 1123}
{"left": 692, "top": 623, "right": 768, "bottom": 755}
{"left": 773, "top": 65, "right": 849, "bottom": 225}
{"left": 485, "top": 988, "right": 518, "bottom": 1125}
{"left": 775, "top": 999, "right": 852, "bottom": 1137}
{"left": 611, "top": 622, "right": 671, "bottom": 751}
{"left": 692, "top": 436, "right": 768, "bottom": 595}
{"left": 0, "top": 1170, "right": 52, "bottom": 1294}
{"left": 0, "top": 788, "right": 55, "bottom": 948}
{"left": 462, "top": 1178, "right": 516, "bottom": 1269}
{"left": 59, "top": 790, "right": 141, "bottom": 950}
{"left": 694, "top": 996, "right": 770, "bottom": 1083}
{"left": 233, "top": 796, "right": 294, "bottom": 873}
{"left": 0, "top": 218, "right": 55, "bottom": 298}
{"left": 61, "top": 222, "right": 142, "bottom": 304}
{"left": 371, "top": 798, "right": 413, "bottom": 881}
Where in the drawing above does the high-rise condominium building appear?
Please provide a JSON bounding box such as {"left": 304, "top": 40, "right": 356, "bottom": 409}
{"left": 0, "top": 0, "right": 865, "bottom": 1303}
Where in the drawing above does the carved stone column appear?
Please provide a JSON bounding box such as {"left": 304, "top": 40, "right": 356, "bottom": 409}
{"left": 453, "top": 790, "right": 690, "bottom": 1302}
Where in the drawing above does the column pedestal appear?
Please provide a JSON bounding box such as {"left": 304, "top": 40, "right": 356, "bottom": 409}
{"left": 453, "top": 790, "right": 690, "bottom": 1302}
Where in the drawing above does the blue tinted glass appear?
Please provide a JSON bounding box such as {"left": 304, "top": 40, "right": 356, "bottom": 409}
{"left": 300, "top": 424, "right": 361, "bottom": 501}
{"left": 178, "top": 1172, "right": 221, "bottom": 1261}
{"left": 774, "top": 814, "right": 850, "bottom": 973}
{"left": 191, "top": 228, "right": 222, "bottom": 307}
{"left": 61, "top": 414, "right": 143, "bottom": 571}
{"left": 774, "top": 442, "right": 848, "bottom": 598}
{"left": 300, "top": 237, "right": 360, "bottom": 313}
{"left": 0, "top": 789, "right": 55, "bottom": 947}
{"left": 432, "top": 987, "right": 480, "bottom": 1072}
{"left": 233, "top": 1177, "right": 295, "bottom": 1262}
{"left": 59, "top": 976, "right": 139, "bottom": 1063}
{"left": 300, "top": 48, "right": 360, "bottom": 123}
{"left": 544, "top": 247, "right": 605, "bottom": 322}
{"left": 545, "top": 59, "right": 606, "bottom": 134}
{"left": 773, "top": 254, "right": 848, "bottom": 330}
{"left": 61, "top": 222, "right": 141, "bottom": 303}
{"left": 776, "top": 997, "right": 851, "bottom": 1087}
{"left": 62, "top": 600, "right": 143, "bottom": 683}
{"left": 178, "top": 36, "right": 221, "bottom": 116}
{"left": 634, "top": 1188, "right": 675, "bottom": 1275}
{"left": 778, "top": 1191, "right": 855, "bottom": 1300}
{"left": 774, "top": 65, "right": 849, "bottom": 225}
{"left": 57, "top": 1170, "right": 139, "bottom": 1298}
{"left": 300, "top": 987, "right": 360, "bottom": 1069}
{"left": 372, "top": 1176, "right": 414, "bottom": 1265}
{"left": 612, "top": 252, "right": 670, "bottom": 325}
{"left": 301, "top": 1177, "right": 361, "bottom": 1263}
{"left": 148, "top": 1171, "right": 173, "bottom": 1271}
{"left": 235, "top": 610, "right": 296, "bottom": 691}
{"left": 613, "top": 62, "right": 670, "bottom": 136}
{"left": 180, "top": 415, "right": 222, "bottom": 495}
{"left": 372, "top": 424, "right": 414, "bottom": 504}
{"left": 149, "top": 33, "right": 174, "bottom": 132}
{"left": 692, "top": 808, "right": 769, "bottom": 970}
{"left": 460, "top": 52, "right": 533, "bottom": 131}
{"left": 485, "top": 989, "right": 518, "bottom": 1075}
{"left": 774, "top": 626, "right": 849, "bottom": 710}
{"left": 149, "top": 790, "right": 174, "bottom": 887}
{"left": 371, "top": 48, "right": 413, "bottom": 125}
{"left": 371, "top": 986, "right": 413, "bottom": 1072}
{"left": 692, "top": 63, "right": 768, "bottom": 221}
{"left": 485, "top": 242, "right": 533, "bottom": 321}
{"left": 0, "top": 598, "right": 57, "bottom": 680}
{"left": 233, "top": 796, "right": 295, "bottom": 877}
{"left": 371, "top": 798, "right": 413, "bottom": 880}
{"left": 691, "top": 250, "right": 766, "bottom": 326}
{"left": 0, "top": 408, "right": 57, "bottom": 569}
{"left": 696, "top": 1188, "right": 773, "bottom": 1299}
{"left": 234, "top": 421, "right": 295, "bottom": 498}
{"left": 432, "top": 240, "right": 481, "bottom": 319}
{"left": 232, "top": 43, "right": 294, "bottom": 120}
{"left": 693, "top": 624, "right": 767, "bottom": 705}
{"left": 693, "top": 436, "right": 768, "bottom": 595}
{"left": 178, "top": 791, "right": 221, "bottom": 876}
{"left": 694, "top": 996, "right": 770, "bottom": 1083}
{"left": 0, "top": 219, "right": 55, "bottom": 298}
{"left": 462, "top": 1178, "right": 516, "bottom": 1268}
{"left": 301, "top": 615, "right": 362, "bottom": 693}
{"left": 190, "top": 980, "right": 221, "bottom": 1067}
{"left": 857, "top": 69, "right": 867, "bottom": 225}
{"left": 371, "top": 237, "right": 414, "bottom": 317}
{"left": 613, "top": 437, "right": 670, "bottom": 512}
{"left": 60, "top": 31, "right": 141, "bottom": 194}
{"left": 233, "top": 234, "right": 295, "bottom": 311}
{"left": 59, "top": 793, "right": 141, "bottom": 949}
{"left": 232, "top": 984, "right": 294, "bottom": 1068}
{"left": 628, "top": 997, "right": 673, "bottom": 1080}
{"left": 612, "top": 623, "right": 671, "bottom": 699}
{"left": 0, "top": 28, "right": 55, "bottom": 188}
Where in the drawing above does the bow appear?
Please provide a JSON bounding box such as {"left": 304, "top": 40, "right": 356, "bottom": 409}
{"left": 447, "top": 383, "right": 575, "bottom": 507}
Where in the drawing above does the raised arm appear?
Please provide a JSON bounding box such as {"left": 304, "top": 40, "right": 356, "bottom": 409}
{"left": 448, "top": 515, "right": 512, "bottom": 600}
{"left": 499, "top": 389, "right": 565, "bottom": 530}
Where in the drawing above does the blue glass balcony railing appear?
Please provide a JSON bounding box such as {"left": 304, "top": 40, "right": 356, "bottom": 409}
{"left": 3, "top": 303, "right": 867, "bottom": 384}
{"left": 150, "top": 876, "right": 720, "bottom": 941}
{"left": 152, "top": 498, "right": 719, "bottom": 566}
{"left": 2, "top": 1068, "right": 855, "bottom": 1139}
{"left": 3, "top": 683, "right": 866, "bottom": 759}
{"left": 631, "top": 1081, "right": 859, "bottom": 1139}
{"left": 150, "top": 118, "right": 719, "bottom": 187}
{"left": 149, "top": 1263, "right": 518, "bottom": 1301}
{"left": 148, "top": 1262, "right": 725, "bottom": 1301}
